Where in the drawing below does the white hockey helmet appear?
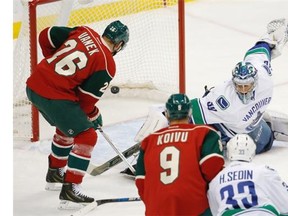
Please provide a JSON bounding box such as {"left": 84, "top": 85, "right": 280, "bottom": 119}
{"left": 226, "top": 134, "right": 256, "bottom": 162}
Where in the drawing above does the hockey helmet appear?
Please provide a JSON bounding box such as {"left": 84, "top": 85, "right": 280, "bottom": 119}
{"left": 232, "top": 61, "right": 258, "bottom": 104}
{"left": 226, "top": 134, "right": 256, "bottom": 162}
{"left": 102, "top": 20, "right": 129, "bottom": 54}
{"left": 165, "top": 93, "right": 192, "bottom": 120}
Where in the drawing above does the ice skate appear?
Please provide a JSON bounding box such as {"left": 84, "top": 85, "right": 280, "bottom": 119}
{"left": 58, "top": 183, "right": 94, "bottom": 210}
{"left": 120, "top": 164, "right": 136, "bottom": 179}
{"left": 45, "top": 167, "right": 65, "bottom": 191}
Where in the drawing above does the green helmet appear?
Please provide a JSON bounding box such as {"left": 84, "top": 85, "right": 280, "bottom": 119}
{"left": 165, "top": 93, "right": 191, "bottom": 120}
{"left": 102, "top": 20, "right": 129, "bottom": 49}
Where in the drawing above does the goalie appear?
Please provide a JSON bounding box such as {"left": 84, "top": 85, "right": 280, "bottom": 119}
{"left": 121, "top": 18, "right": 288, "bottom": 176}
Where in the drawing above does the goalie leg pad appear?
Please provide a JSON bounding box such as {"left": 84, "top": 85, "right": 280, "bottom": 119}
{"left": 274, "top": 132, "right": 288, "bottom": 142}
{"left": 263, "top": 110, "right": 288, "bottom": 142}
{"left": 134, "top": 104, "right": 168, "bottom": 142}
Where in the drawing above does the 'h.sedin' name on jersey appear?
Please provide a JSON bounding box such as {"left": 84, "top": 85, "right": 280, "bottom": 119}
{"left": 242, "top": 97, "right": 271, "bottom": 122}
{"left": 78, "top": 32, "right": 99, "bottom": 55}
{"left": 219, "top": 169, "right": 253, "bottom": 184}
{"left": 157, "top": 131, "right": 188, "bottom": 145}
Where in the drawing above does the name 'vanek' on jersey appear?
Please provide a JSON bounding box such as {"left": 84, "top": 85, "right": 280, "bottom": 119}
{"left": 78, "top": 32, "right": 99, "bottom": 56}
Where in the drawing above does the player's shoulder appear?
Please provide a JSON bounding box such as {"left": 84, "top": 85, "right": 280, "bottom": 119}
{"left": 263, "top": 164, "right": 277, "bottom": 172}
{"left": 79, "top": 25, "right": 99, "bottom": 34}
{"left": 200, "top": 81, "right": 236, "bottom": 110}
{"left": 208, "top": 80, "right": 233, "bottom": 95}
{"left": 252, "top": 163, "right": 278, "bottom": 174}
{"left": 154, "top": 123, "right": 214, "bottom": 134}
{"left": 192, "top": 124, "right": 220, "bottom": 137}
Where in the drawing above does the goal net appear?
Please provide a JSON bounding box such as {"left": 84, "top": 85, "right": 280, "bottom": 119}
{"left": 13, "top": 0, "right": 187, "bottom": 141}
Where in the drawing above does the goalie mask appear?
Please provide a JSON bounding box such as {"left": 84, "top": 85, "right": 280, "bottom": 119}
{"left": 165, "top": 93, "right": 192, "bottom": 120}
{"left": 232, "top": 61, "right": 258, "bottom": 104}
{"left": 102, "top": 20, "right": 129, "bottom": 56}
{"left": 226, "top": 134, "right": 256, "bottom": 162}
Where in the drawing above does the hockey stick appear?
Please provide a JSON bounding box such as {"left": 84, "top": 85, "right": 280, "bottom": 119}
{"left": 70, "top": 197, "right": 141, "bottom": 216}
{"left": 87, "top": 142, "right": 140, "bottom": 176}
{"left": 98, "top": 127, "right": 136, "bottom": 174}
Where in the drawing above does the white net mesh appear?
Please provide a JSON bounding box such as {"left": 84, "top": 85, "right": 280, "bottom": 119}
{"left": 13, "top": 0, "right": 183, "bottom": 140}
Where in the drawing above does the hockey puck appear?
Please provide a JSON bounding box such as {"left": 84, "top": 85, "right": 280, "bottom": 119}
{"left": 111, "top": 86, "right": 120, "bottom": 94}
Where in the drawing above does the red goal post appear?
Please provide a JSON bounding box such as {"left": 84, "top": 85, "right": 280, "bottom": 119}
{"left": 13, "top": 0, "right": 187, "bottom": 142}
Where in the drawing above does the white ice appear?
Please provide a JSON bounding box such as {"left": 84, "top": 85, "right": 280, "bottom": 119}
{"left": 12, "top": 0, "right": 288, "bottom": 215}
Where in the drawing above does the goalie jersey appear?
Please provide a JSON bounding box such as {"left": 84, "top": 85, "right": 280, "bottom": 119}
{"left": 190, "top": 43, "right": 273, "bottom": 138}
{"left": 207, "top": 161, "right": 288, "bottom": 215}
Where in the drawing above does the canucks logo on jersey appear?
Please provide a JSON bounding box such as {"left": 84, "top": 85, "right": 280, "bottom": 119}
{"left": 216, "top": 96, "right": 230, "bottom": 110}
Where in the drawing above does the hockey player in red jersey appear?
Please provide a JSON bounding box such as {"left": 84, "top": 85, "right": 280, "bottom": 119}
{"left": 135, "top": 93, "right": 225, "bottom": 216}
{"left": 26, "top": 20, "right": 129, "bottom": 209}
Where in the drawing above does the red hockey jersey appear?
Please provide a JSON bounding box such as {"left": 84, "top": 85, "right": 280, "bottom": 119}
{"left": 135, "top": 124, "right": 224, "bottom": 215}
{"left": 26, "top": 26, "right": 115, "bottom": 114}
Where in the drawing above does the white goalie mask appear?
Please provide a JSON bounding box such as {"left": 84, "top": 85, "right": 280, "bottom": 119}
{"left": 232, "top": 61, "right": 258, "bottom": 104}
{"left": 226, "top": 134, "right": 256, "bottom": 162}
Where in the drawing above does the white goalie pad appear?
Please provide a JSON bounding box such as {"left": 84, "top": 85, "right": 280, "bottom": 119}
{"left": 263, "top": 110, "right": 288, "bottom": 142}
{"left": 134, "top": 104, "right": 169, "bottom": 142}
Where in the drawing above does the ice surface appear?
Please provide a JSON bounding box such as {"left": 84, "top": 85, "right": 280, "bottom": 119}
{"left": 13, "top": 0, "right": 288, "bottom": 215}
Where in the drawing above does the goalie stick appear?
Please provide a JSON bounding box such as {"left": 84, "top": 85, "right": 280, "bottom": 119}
{"left": 87, "top": 141, "right": 140, "bottom": 176}
{"left": 70, "top": 197, "right": 141, "bottom": 216}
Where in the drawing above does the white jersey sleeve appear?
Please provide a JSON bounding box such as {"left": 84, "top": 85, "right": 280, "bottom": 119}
{"left": 207, "top": 161, "right": 288, "bottom": 216}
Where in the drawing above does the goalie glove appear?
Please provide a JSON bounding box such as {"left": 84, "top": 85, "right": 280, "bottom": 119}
{"left": 87, "top": 106, "right": 103, "bottom": 130}
{"left": 259, "top": 18, "right": 288, "bottom": 59}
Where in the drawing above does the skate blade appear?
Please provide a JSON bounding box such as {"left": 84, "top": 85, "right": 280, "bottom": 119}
{"left": 58, "top": 200, "right": 87, "bottom": 210}
{"left": 45, "top": 182, "right": 62, "bottom": 191}
{"left": 120, "top": 172, "right": 136, "bottom": 180}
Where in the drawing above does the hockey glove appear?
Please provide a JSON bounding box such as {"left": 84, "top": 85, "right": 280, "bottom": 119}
{"left": 259, "top": 18, "right": 288, "bottom": 59}
{"left": 88, "top": 106, "right": 103, "bottom": 130}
